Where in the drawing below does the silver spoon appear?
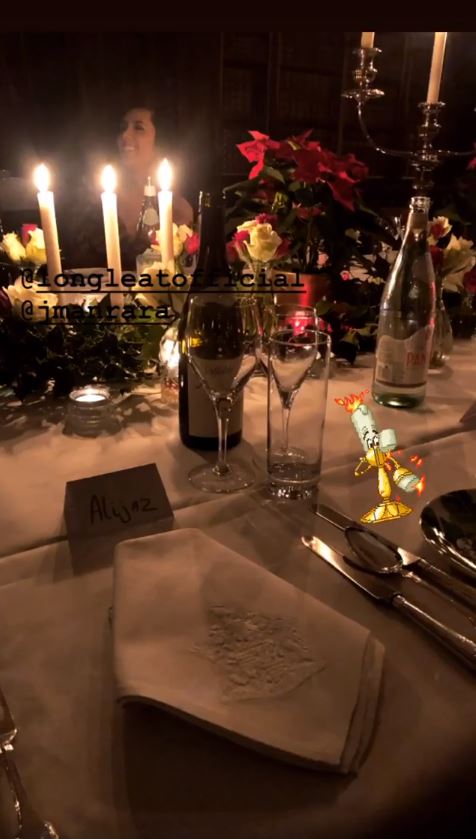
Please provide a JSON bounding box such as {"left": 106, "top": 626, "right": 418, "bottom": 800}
{"left": 344, "top": 527, "right": 476, "bottom": 628}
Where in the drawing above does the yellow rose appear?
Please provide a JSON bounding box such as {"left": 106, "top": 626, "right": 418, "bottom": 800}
{"left": 25, "top": 228, "right": 47, "bottom": 266}
{"left": 1, "top": 232, "right": 26, "bottom": 263}
{"left": 6, "top": 278, "right": 58, "bottom": 321}
{"left": 246, "top": 223, "right": 282, "bottom": 263}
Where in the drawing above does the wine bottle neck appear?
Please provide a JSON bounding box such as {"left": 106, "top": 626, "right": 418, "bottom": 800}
{"left": 194, "top": 204, "right": 229, "bottom": 286}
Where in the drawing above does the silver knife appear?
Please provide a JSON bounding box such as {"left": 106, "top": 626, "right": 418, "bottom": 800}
{"left": 316, "top": 504, "right": 476, "bottom": 611}
{"left": 302, "top": 534, "right": 476, "bottom": 672}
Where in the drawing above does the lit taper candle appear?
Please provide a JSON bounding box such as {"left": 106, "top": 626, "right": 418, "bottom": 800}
{"left": 157, "top": 159, "right": 174, "bottom": 273}
{"left": 361, "top": 32, "right": 375, "bottom": 48}
{"left": 33, "top": 163, "right": 63, "bottom": 298}
{"left": 426, "top": 32, "right": 447, "bottom": 104}
{"left": 100, "top": 165, "right": 123, "bottom": 312}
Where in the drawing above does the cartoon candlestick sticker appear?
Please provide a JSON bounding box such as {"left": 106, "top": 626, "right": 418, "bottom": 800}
{"left": 335, "top": 391, "right": 426, "bottom": 524}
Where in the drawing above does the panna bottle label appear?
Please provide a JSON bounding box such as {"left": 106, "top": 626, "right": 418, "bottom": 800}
{"left": 187, "top": 365, "right": 242, "bottom": 437}
{"left": 375, "top": 325, "right": 433, "bottom": 387}
{"left": 143, "top": 207, "right": 159, "bottom": 226}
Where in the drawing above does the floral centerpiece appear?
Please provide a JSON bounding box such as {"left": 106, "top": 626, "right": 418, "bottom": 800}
{"left": 135, "top": 223, "right": 198, "bottom": 382}
{"left": 225, "top": 129, "right": 396, "bottom": 362}
{"left": 0, "top": 223, "right": 199, "bottom": 400}
{"left": 429, "top": 216, "right": 476, "bottom": 345}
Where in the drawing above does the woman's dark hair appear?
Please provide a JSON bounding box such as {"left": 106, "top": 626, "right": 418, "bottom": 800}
{"left": 117, "top": 100, "right": 164, "bottom": 146}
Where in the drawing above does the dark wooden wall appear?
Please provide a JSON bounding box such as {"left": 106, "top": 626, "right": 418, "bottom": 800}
{"left": 0, "top": 31, "right": 474, "bottom": 212}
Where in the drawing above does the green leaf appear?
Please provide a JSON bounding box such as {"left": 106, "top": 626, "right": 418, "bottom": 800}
{"left": 261, "top": 166, "right": 285, "bottom": 184}
{"left": 224, "top": 175, "right": 262, "bottom": 194}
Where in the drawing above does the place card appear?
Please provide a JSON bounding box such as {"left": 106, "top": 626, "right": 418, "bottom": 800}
{"left": 64, "top": 463, "right": 174, "bottom": 542}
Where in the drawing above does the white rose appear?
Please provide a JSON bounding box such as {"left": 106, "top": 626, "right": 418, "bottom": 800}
{"left": 25, "top": 228, "right": 47, "bottom": 266}
{"left": 246, "top": 223, "right": 282, "bottom": 263}
{"left": 1, "top": 232, "right": 26, "bottom": 263}
{"left": 6, "top": 278, "right": 58, "bottom": 321}
{"left": 441, "top": 236, "right": 474, "bottom": 277}
{"left": 176, "top": 224, "right": 193, "bottom": 243}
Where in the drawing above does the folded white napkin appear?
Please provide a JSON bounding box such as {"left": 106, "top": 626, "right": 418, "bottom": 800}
{"left": 113, "top": 528, "right": 384, "bottom": 773}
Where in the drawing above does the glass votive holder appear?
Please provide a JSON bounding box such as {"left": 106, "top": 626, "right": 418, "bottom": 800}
{"left": 67, "top": 385, "right": 112, "bottom": 436}
{"left": 158, "top": 325, "right": 180, "bottom": 405}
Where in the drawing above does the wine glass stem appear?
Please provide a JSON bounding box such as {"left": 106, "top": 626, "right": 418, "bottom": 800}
{"left": 282, "top": 405, "right": 292, "bottom": 453}
{"left": 214, "top": 400, "right": 232, "bottom": 477}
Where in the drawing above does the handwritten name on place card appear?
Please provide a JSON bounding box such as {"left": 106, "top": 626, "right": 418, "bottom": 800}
{"left": 64, "top": 463, "right": 174, "bottom": 539}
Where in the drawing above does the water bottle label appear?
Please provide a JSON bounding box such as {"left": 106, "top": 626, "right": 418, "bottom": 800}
{"left": 375, "top": 326, "right": 433, "bottom": 386}
{"left": 187, "top": 365, "right": 242, "bottom": 437}
{"left": 143, "top": 207, "right": 159, "bottom": 226}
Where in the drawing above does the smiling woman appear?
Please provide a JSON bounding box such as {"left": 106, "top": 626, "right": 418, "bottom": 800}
{"left": 117, "top": 104, "right": 193, "bottom": 237}
{"left": 56, "top": 102, "right": 194, "bottom": 270}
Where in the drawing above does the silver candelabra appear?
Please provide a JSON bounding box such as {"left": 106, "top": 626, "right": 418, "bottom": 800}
{"left": 343, "top": 46, "right": 475, "bottom": 193}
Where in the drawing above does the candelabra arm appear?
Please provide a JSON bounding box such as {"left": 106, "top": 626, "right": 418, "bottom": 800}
{"left": 357, "top": 103, "right": 412, "bottom": 159}
{"left": 437, "top": 147, "right": 476, "bottom": 160}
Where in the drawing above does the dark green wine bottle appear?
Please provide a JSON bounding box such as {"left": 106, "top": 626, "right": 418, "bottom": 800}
{"left": 178, "top": 190, "right": 243, "bottom": 450}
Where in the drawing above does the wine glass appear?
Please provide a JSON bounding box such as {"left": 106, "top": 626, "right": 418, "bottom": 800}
{"left": 267, "top": 305, "right": 319, "bottom": 451}
{"left": 185, "top": 295, "right": 261, "bottom": 493}
{"left": 260, "top": 304, "right": 317, "bottom": 371}
{"left": 268, "top": 323, "right": 319, "bottom": 457}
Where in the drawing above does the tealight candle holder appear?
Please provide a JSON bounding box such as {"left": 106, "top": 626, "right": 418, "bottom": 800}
{"left": 158, "top": 325, "right": 180, "bottom": 405}
{"left": 67, "top": 384, "right": 112, "bottom": 436}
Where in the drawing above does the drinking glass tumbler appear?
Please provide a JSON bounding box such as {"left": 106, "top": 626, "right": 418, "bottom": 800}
{"left": 267, "top": 327, "right": 331, "bottom": 499}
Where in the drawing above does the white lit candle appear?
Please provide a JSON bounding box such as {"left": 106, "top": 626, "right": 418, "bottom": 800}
{"left": 100, "top": 165, "right": 123, "bottom": 313}
{"left": 426, "top": 32, "right": 447, "bottom": 104}
{"left": 157, "top": 159, "right": 174, "bottom": 273}
{"left": 68, "top": 385, "right": 112, "bottom": 436}
{"left": 361, "top": 32, "right": 375, "bottom": 49}
{"left": 33, "top": 164, "right": 63, "bottom": 299}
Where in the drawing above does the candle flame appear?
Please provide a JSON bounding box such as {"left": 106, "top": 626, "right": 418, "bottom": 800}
{"left": 101, "top": 164, "right": 117, "bottom": 193}
{"left": 158, "top": 158, "right": 172, "bottom": 191}
{"left": 34, "top": 163, "right": 50, "bottom": 192}
{"left": 415, "top": 475, "right": 426, "bottom": 496}
{"left": 335, "top": 390, "right": 369, "bottom": 414}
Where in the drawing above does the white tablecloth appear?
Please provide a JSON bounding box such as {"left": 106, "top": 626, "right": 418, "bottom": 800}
{"left": 0, "top": 344, "right": 475, "bottom": 838}
{"left": 0, "top": 342, "right": 475, "bottom": 558}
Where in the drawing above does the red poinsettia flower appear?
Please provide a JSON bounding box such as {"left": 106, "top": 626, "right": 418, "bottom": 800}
{"left": 276, "top": 237, "right": 291, "bottom": 258}
{"left": 237, "top": 130, "right": 282, "bottom": 179}
{"left": 327, "top": 171, "right": 359, "bottom": 212}
{"left": 430, "top": 245, "right": 444, "bottom": 273}
{"left": 293, "top": 146, "right": 336, "bottom": 183}
{"left": 20, "top": 223, "right": 37, "bottom": 246}
{"left": 184, "top": 232, "right": 200, "bottom": 255}
{"left": 463, "top": 266, "right": 476, "bottom": 294}
{"left": 335, "top": 153, "right": 368, "bottom": 182}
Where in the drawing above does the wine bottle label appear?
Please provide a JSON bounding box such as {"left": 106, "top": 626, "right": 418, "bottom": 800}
{"left": 375, "top": 325, "right": 433, "bottom": 387}
{"left": 187, "top": 365, "right": 242, "bottom": 437}
{"left": 142, "top": 207, "right": 159, "bottom": 226}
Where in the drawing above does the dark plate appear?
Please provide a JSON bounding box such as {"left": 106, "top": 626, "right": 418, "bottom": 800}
{"left": 420, "top": 489, "right": 476, "bottom": 581}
